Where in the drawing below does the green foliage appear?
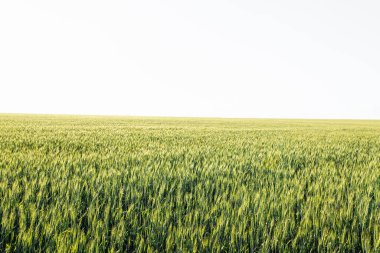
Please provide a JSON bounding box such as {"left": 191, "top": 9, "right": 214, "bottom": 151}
{"left": 0, "top": 114, "right": 380, "bottom": 252}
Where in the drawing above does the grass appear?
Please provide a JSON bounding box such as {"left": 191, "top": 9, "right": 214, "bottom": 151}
{"left": 0, "top": 114, "right": 380, "bottom": 252}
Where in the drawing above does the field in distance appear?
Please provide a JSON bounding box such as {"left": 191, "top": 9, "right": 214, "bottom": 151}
{"left": 0, "top": 114, "right": 380, "bottom": 252}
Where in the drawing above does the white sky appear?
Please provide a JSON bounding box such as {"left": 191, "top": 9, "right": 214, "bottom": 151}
{"left": 1, "top": 1, "right": 379, "bottom": 119}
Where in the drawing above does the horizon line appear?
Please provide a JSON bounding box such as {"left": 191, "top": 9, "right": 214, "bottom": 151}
{"left": 1, "top": 112, "right": 379, "bottom": 121}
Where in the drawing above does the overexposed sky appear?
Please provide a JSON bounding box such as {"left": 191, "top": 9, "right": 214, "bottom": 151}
{"left": 1, "top": 1, "right": 379, "bottom": 119}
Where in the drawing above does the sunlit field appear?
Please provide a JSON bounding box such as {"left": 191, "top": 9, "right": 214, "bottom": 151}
{"left": 1, "top": 114, "right": 380, "bottom": 252}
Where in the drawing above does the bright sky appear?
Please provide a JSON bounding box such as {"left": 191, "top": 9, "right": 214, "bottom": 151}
{"left": 1, "top": 1, "right": 379, "bottom": 119}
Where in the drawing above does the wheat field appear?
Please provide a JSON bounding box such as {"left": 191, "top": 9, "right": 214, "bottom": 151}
{"left": 0, "top": 114, "right": 380, "bottom": 252}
